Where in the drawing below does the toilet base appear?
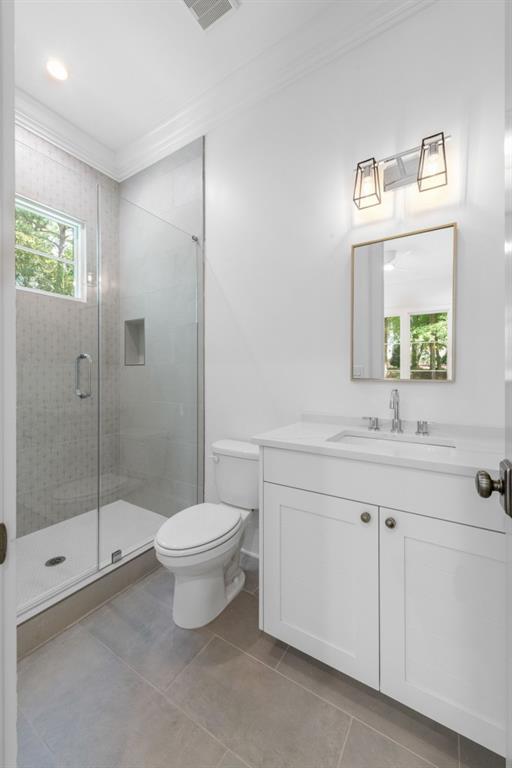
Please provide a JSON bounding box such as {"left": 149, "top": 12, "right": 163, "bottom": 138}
{"left": 173, "top": 565, "right": 246, "bottom": 630}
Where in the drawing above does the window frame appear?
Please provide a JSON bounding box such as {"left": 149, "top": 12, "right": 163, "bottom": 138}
{"left": 14, "top": 195, "right": 87, "bottom": 302}
{"left": 385, "top": 306, "right": 452, "bottom": 381}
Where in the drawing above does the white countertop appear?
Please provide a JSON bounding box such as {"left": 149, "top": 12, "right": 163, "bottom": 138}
{"left": 252, "top": 416, "right": 505, "bottom": 477}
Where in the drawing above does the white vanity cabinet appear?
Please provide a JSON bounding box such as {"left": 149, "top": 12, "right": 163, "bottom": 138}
{"left": 259, "top": 446, "right": 507, "bottom": 756}
{"left": 380, "top": 507, "right": 506, "bottom": 754}
{"left": 263, "top": 483, "right": 379, "bottom": 688}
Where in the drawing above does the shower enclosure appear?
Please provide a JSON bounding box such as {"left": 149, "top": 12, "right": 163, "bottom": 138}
{"left": 15, "top": 129, "right": 203, "bottom": 620}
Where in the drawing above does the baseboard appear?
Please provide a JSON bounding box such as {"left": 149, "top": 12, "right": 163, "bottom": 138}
{"left": 17, "top": 549, "right": 159, "bottom": 660}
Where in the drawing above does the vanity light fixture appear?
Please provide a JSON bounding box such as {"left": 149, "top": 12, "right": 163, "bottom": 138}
{"left": 46, "top": 58, "right": 68, "bottom": 81}
{"left": 417, "top": 132, "right": 448, "bottom": 192}
{"left": 353, "top": 132, "right": 450, "bottom": 208}
{"left": 353, "top": 158, "right": 381, "bottom": 210}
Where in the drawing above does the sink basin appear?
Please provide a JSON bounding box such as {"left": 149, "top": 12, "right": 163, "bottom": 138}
{"left": 327, "top": 432, "right": 456, "bottom": 456}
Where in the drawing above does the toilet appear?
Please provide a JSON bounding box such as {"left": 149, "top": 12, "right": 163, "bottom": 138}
{"left": 154, "top": 439, "right": 259, "bottom": 629}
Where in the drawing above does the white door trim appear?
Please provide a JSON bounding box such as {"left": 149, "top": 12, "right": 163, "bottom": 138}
{"left": 0, "top": 1, "right": 17, "bottom": 765}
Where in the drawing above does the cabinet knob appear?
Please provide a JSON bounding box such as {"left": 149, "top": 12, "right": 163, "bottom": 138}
{"left": 385, "top": 517, "right": 396, "bottom": 529}
{"left": 360, "top": 511, "right": 371, "bottom": 523}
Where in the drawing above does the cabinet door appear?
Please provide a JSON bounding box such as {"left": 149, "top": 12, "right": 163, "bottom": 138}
{"left": 380, "top": 508, "right": 506, "bottom": 756}
{"left": 262, "top": 483, "right": 379, "bottom": 688}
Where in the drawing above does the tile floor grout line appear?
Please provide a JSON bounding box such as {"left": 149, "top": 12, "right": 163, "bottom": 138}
{"left": 86, "top": 620, "right": 216, "bottom": 698}
{"left": 214, "top": 749, "right": 229, "bottom": 768}
{"left": 210, "top": 632, "right": 287, "bottom": 674}
{"left": 222, "top": 749, "right": 255, "bottom": 768}
{"left": 163, "top": 632, "right": 218, "bottom": 688}
{"left": 85, "top": 588, "right": 453, "bottom": 768}
{"left": 274, "top": 673, "right": 442, "bottom": 768}
{"left": 18, "top": 705, "right": 64, "bottom": 766}
{"left": 336, "top": 717, "right": 353, "bottom": 768}
{"left": 18, "top": 564, "right": 161, "bottom": 662}
{"left": 210, "top": 634, "right": 442, "bottom": 768}
{"left": 21, "top": 572, "right": 458, "bottom": 768}
{"left": 274, "top": 644, "right": 289, "bottom": 670}
{"left": 81, "top": 628, "right": 236, "bottom": 762}
{"left": 164, "top": 690, "right": 252, "bottom": 767}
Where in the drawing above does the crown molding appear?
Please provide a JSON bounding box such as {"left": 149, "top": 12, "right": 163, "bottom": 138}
{"left": 115, "top": 0, "right": 437, "bottom": 180}
{"left": 15, "top": 89, "right": 118, "bottom": 179}
{"left": 16, "top": 0, "right": 437, "bottom": 182}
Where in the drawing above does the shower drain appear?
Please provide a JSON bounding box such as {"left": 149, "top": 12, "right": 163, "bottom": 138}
{"left": 45, "top": 556, "right": 66, "bottom": 567}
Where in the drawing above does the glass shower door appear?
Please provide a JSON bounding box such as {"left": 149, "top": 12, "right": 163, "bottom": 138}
{"left": 15, "top": 133, "right": 101, "bottom": 617}
{"left": 98, "top": 197, "right": 201, "bottom": 567}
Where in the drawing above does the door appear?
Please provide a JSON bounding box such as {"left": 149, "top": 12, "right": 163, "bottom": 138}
{"left": 380, "top": 507, "right": 506, "bottom": 756}
{"left": 477, "top": 2, "right": 512, "bottom": 764}
{"left": 14, "top": 158, "right": 101, "bottom": 618}
{"left": 262, "top": 483, "right": 379, "bottom": 688}
{"left": 507, "top": 3, "right": 512, "bottom": 765}
{"left": 0, "top": 0, "right": 17, "bottom": 765}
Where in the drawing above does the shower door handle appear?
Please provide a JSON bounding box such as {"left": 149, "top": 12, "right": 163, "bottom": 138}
{"left": 75, "top": 353, "right": 92, "bottom": 399}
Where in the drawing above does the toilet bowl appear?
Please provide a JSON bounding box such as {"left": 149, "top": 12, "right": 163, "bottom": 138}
{"left": 154, "top": 440, "right": 259, "bottom": 629}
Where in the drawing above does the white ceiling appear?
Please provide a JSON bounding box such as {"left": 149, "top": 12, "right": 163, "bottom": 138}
{"left": 384, "top": 228, "right": 454, "bottom": 310}
{"left": 14, "top": 0, "right": 434, "bottom": 179}
{"left": 15, "top": 0, "right": 332, "bottom": 150}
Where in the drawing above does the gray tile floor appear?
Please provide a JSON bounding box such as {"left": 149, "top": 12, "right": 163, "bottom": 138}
{"left": 17, "top": 556, "right": 504, "bottom": 768}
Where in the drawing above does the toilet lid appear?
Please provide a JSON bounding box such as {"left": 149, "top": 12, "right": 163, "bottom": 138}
{"left": 155, "top": 503, "right": 242, "bottom": 552}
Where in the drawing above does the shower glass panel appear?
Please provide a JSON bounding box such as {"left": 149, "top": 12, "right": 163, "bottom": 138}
{"left": 15, "top": 130, "right": 203, "bottom": 619}
{"left": 98, "top": 197, "right": 200, "bottom": 568}
{"left": 15, "top": 134, "right": 101, "bottom": 615}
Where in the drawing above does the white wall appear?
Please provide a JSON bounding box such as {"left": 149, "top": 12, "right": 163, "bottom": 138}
{"left": 205, "top": 1, "right": 505, "bottom": 517}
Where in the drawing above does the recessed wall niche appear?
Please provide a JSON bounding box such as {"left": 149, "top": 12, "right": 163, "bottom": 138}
{"left": 124, "top": 318, "right": 145, "bottom": 366}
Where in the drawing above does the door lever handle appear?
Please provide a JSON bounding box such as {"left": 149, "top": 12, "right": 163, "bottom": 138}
{"left": 475, "top": 459, "right": 512, "bottom": 517}
{"left": 475, "top": 470, "right": 503, "bottom": 499}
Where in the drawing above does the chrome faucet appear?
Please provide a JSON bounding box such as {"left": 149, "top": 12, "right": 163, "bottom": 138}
{"left": 389, "top": 389, "right": 403, "bottom": 433}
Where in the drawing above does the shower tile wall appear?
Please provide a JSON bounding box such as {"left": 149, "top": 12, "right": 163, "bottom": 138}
{"left": 16, "top": 127, "right": 120, "bottom": 536}
{"left": 118, "top": 139, "right": 203, "bottom": 518}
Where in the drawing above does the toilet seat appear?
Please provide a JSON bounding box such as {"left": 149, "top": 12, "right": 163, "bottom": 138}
{"left": 155, "top": 503, "right": 242, "bottom": 557}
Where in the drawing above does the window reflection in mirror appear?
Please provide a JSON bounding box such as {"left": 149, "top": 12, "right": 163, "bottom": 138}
{"left": 352, "top": 224, "right": 456, "bottom": 382}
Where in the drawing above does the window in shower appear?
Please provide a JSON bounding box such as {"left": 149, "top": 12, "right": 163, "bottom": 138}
{"left": 15, "top": 197, "right": 86, "bottom": 300}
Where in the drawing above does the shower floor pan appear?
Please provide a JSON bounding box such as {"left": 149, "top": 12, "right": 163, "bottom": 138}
{"left": 16, "top": 500, "right": 167, "bottom": 622}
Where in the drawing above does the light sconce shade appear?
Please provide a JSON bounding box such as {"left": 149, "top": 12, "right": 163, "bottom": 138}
{"left": 417, "top": 132, "right": 447, "bottom": 192}
{"left": 353, "top": 158, "right": 381, "bottom": 209}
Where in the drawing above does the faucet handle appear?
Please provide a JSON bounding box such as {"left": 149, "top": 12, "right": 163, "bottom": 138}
{"left": 363, "top": 416, "right": 380, "bottom": 431}
{"left": 416, "top": 420, "right": 429, "bottom": 436}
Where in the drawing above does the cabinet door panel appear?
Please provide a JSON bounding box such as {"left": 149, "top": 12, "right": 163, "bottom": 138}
{"left": 380, "top": 508, "right": 506, "bottom": 756}
{"left": 263, "top": 483, "right": 379, "bottom": 688}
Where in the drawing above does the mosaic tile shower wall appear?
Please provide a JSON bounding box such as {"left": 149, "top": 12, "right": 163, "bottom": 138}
{"left": 16, "top": 127, "right": 121, "bottom": 536}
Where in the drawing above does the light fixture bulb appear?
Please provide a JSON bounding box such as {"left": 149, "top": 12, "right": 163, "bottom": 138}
{"left": 360, "top": 169, "right": 375, "bottom": 197}
{"left": 353, "top": 158, "right": 381, "bottom": 209}
{"left": 423, "top": 143, "right": 442, "bottom": 176}
{"left": 46, "top": 58, "right": 68, "bottom": 81}
{"left": 417, "top": 132, "right": 447, "bottom": 192}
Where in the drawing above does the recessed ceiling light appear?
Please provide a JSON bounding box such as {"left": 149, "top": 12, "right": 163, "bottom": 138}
{"left": 46, "top": 58, "right": 68, "bottom": 81}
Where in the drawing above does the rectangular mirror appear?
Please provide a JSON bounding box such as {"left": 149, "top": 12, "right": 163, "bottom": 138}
{"left": 351, "top": 223, "right": 456, "bottom": 381}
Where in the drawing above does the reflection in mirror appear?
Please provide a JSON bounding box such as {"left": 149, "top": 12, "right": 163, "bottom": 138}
{"left": 352, "top": 224, "right": 456, "bottom": 381}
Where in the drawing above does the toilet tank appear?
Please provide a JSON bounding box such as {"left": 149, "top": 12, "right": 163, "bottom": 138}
{"left": 212, "top": 440, "right": 259, "bottom": 510}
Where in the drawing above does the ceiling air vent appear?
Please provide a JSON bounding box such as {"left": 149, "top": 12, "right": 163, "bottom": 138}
{"left": 184, "top": 0, "right": 239, "bottom": 31}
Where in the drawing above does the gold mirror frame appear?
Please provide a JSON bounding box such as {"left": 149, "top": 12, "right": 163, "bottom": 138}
{"left": 350, "top": 222, "right": 457, "bottom": 383}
